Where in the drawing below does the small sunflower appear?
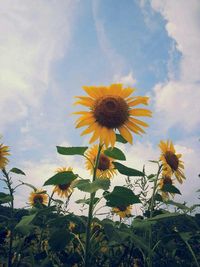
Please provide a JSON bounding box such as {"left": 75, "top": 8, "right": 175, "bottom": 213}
{"left": 0, "top": 143, "right": 10, "bottom": 169}
{"left": 112, "top": 205, "right": 132, "bottom": 219}
{"left": 158, "top": 175, "right": 175, "bottom": 200}
{"left": 74, "top": 84, "right": 152, "bottom": 147}
{"left": 53, "top": 167, "right": 75, "bottom": 198}
{"left": 29, "top": 189, "right": 48, "bottom": 207}
{"left": 159, "top": 140, "right": 185, "bottom": 184}
{"left": 85, "top": 145, "right": 116, "bottom": 179}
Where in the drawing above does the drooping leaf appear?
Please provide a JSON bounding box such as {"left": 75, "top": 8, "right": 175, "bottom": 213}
{"left": 10, "top": 168, "right": 26, "bottom": 175}
{"left": 116, "top": 134, "right": 128, "bottom": 144}
{"left": 44, "top": 171, "right": 78, "bottom": 186}
{"left": 104, "top": 186, "right": 141, "bottom": 207}
{"left": 57, "top": 146, "right": 88, "bottom": 156}
{"left": 162, "top": 184, "right": 181, "bottom": 195}
{"left": 113, "top": 162, "right": 144, "bottom": 177}
{"left": 49, "top": 229, "right": 73, "bottom": 251}
{"left": 75, "top": 179, "right": 110, "bottom": 193}
{"left": 104, "top": 147, "right": 126, "bottom": 161}
{"left": 0, "top": 192, "right": 13, "bottom": 204}
{"left": 15, "top": 214, "right": 37, "bottom": 230}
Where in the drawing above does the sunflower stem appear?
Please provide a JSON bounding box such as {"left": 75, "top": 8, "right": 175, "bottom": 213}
{"left": 2, "top": 168, "right": 14, "bottom": 267}
{"left": 84, "top": 144, "right": 102, "bottom": 267}
{"left": 148, "top": 164, "right": 162, "bottom": 267}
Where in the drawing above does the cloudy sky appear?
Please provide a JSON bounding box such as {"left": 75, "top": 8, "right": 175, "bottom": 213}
{"left": 0, "top": 0, "right": 199, "bottom": 211}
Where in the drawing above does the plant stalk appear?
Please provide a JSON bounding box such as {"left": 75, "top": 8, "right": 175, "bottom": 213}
{"left": 84, "top": 144, "right": 102, "bottom": 267}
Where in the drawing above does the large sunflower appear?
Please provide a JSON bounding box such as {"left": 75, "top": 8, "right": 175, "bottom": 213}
{"left": 0, "top": 143, "right": 10, "bottom": 169}
{"left": 159, "top": 140, "right": 185, "bottom": 184}
{"left": 29, "top": 189, "right": 48, "bottom": 207}
{"left": 85, "top": 145, "right": 116, "bottom": 179}
{"left": 112, "top": 205, "right": 132, "bottom": 219}
{"left": 53, "top": 167, "right": 75, "bottom": 198}
{"left": 74, "top": 84, "right": 152, "bottom": 147}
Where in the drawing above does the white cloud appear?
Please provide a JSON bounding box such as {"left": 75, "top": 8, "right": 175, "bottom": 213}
{"left": 113, "top": 72, "right": 137, "bottom": 87}
{"left": 0, "top": 1, "right": 77, "bottom": 132}
{"left": 149, "top": 0, "right": 200, "bottom": 131}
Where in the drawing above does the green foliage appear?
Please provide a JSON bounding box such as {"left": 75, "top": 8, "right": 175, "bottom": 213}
{"left": 104, "top": 147, "right": 126, "bottom": 160}
{"left": 116, "top": 133, "right": 128, "bottom": 143}
{"left": 0, "top": 192, "right": 13, "bottom": 204}
{"left": 9, "top": 167, "right": 26, "bottom": 175}
{"left": 57, "top": 146, "right": 88, "bottom": 156}
{"left": 75, "top": 178, "right": 110, "bottom": 193}
{"left": 44, "top": 171, "right": 78, "bottom": 186}
{"left": 162, "top": 184, "right": 181, "bottom": 194}
{"left": 104, "top": 186, "right": 141, "bottom": 207}
{"left": 113, "top": 162, "right": 144, "bottom": 176}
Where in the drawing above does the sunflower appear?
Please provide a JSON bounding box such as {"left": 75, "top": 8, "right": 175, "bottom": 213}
{"left": 53, "top": 167, "right": 75, "bottom": 198}
{"left": 112, "top": 205, "right": 132, "bottom": 218}
{"left": 159, "top": 140, "right": 185, "bottom": 184}
{"left": 85, "top": 145, "right": 116, "bottom": 179}
{"left": 158, "top": 175, "right": 175, "bottom": 200}
{"left": 0, "top": 143, "right": 10, "bottom": 169}
{"left": 74, "top": 84, "right": 152, "bottom": 147}
{"left": 29, "top": 189, "right": 48, "bottom": 207}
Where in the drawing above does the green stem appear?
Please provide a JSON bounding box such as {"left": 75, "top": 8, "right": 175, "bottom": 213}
{"left": 148, "top": 165, "right": 162, "bottom": 267}
{"left": 2, "top": 168, "right": 14, "bottom": 267}
{"left": 84, "top": 144, "right": 102, "bottom": 267}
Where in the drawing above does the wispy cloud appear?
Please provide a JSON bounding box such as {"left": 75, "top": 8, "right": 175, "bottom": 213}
{"left": 0, "top": 1, "right": 77, "bottom": 132}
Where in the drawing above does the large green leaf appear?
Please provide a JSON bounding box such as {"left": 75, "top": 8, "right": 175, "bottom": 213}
{"left": 162, "top": 184, "right": 181, "bottom": 195}
{"left": 0, "top": 192, "right": 13, "bottom": 204}
{"left": 104, "top": 186, "right": 141, "bottom": 207}
{"left": 104, "top": 147, "right": 126, "bottom": 161}
{"left": 44, "top": 171, "right": 78, "bottom": 186}
{"left": 57, "top": 146, "right": 88, "bottom": 156}
{"left": 165, "top": 200, "right": 189, "bottom": 210}
{"left": 15, "top": 214, "right": 37, "bottom": 230}
{"left": 49, "top": 229, "right": 73, "bottom": 251}
{"left": 10, "top": 168, "right": 26, "bottom": 175}
{"left": 75, "top": 179, "right": 110, "bottom": 193}
{"left": 113, "top": 162, "right": 144, "bottom": 176}
{"left": 148, "top": 212, "right": 183, "bottom": 221}
{"left": 116, "top": 134, "right": 128, "bottom": 144}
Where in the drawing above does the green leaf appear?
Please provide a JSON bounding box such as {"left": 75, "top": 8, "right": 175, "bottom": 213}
{"left": 154, "top": 193, "right": 163, "bottom": 202}
{"left": 10, "top": 168, "right": 25, "bottom": 175}
{"left": 104, "top": 147, "right": 126, "bottom": 161}
{"left": 162, "top": 184, "right": 181, "bottom": 195}
{"left": 44, "top": 171, "right": 78, "bottom": 186}
{"left": 116, "top": 134, "right": 128, "bottom": 144}
{"left": 15, "top": 214, "right": 37, "bottom": 229}
{"left": 148, "top": 212, "right": 183, "bottom": 221}
{"left": 49, "top": 229, "right": 73, "bottom": 251}
{"left": 104, "top": 186, "right": 141, "bottom": 207}
{"left": 75, "top": 179, "right": 110, "bottom": 193}
{"left": 76, "top": 197, "right": 99, "bottom": 205}
{"left": 57, "top": 146, "right": 88, "bottom": 156}
{"left": 0, "top": 192, "right": 13, "bottom": 204}
{"left": 113, "top": 162, "right": 144, "bottom": 177}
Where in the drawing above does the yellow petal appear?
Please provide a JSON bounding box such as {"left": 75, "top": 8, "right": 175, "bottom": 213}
{"left": 108, "top": 129, "right": 116, "bottom": 147}
{"left": 118, "top": 126, "right": 133, "bottom": 144}
{"left": 120, "top": 87, "right": 135, "bottom": 98}
{"left": 82, "top": 86, "right": 101, "bottom": 99}
{"left": 89, "top": 126, "right": 101, "bottom": 143}
{"left": 129, "top": 108, "right": 152, "bottom": 117}
{"left": 80, "top": 123, "right": 98, "bottom": 136}
{"left": 128, "top": 96, "right": 149, "bottom": 106}
{"left": 129, "top": 117, "right": 149, "bottom": 127}
{"left": 74, "top": 96, "right": 94, "bottom": 107}
{"left": 76, "top": 117, "right": 95, "bottom": 128}
{"left": 109, "top": 84, "right": 123, "bottom": 96}
{"left": 125, "top": 121, "right": 145, "bottom": 134}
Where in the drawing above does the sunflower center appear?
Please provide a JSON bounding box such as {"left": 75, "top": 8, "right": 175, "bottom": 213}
{"left": 33, "top": 195, "right": 44, "bottom": 204}
{"left": 58, "top": 183, "right": 70, "bottom": 191}
{"left": 165, "top": 151, "right": 179, "bottom": 171}
{"left": 98, "top": 154, "right": 110, "bottom": 171}
{"left": 163, "top": 176, "right": 172, "bottom": 185}
{"left": 93, "top": 96, "right": 129, "bottom": 128}
{"left": 117, "top": 205, "right": 127, "bottom": 211}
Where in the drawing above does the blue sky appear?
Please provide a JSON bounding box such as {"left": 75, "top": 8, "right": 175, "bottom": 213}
{"left": 0, "top": 0, "right": 200, "bottom": 209}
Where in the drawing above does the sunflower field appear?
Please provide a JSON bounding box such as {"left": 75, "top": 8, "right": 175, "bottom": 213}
{"left": 0, "top": 84, "right": 200, "bottom": 267}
